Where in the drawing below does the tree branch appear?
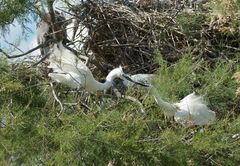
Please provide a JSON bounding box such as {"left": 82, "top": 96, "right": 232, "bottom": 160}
{"left": 50, "top": 82, "right": 64, "bottom": 117}
{"left": 0, "top": 39, "right": 55, "bottom": 59}
{"left": 35, "top": 0, "right": 49, "bottom": 22}
{"left": 47, "top": 0, "right": 62, "bottom": 42}
{"left": 4, "top": 40, "right": 24, "bottom": 53}
{"left": 32, "top": 51, "right": 52, "bottom": 67}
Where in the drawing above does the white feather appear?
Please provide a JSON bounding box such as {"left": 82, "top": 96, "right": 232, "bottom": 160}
{"left": 174, "top": 93, "right": 216, "bottom": 126}
{"left": 148, "top": 86, "right": 216, "bottom": 127}
{"left": 48, "top": 42, "right": 126, "bottom": 92}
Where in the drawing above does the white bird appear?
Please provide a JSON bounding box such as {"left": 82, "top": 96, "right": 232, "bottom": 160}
{"left": 48, "top": 71, "right": 82, "bottom": 89}
{"left": 123, "top": 73, "right": 155, "bottom": 87}
{"left": 121, "top": 73, "right": 216, "bottom": 126}
{"left": 48, "top": 42, "right": 138, "bottom": 92}
{"left": 149, "top": 86, "right": 216, "bottom": 127}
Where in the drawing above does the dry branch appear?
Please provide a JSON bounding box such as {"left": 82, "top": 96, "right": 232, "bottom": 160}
{"left": 0, "top": 39, "right": 55, "bottom": 59}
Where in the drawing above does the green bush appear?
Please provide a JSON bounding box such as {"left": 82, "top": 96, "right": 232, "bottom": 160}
{"left": 0, "top": 55, "right": 240, "bottom": 165}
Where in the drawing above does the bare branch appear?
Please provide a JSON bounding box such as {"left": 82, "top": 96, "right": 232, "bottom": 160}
{"left": 122, "top": 95, "right": 145, "bottom": 113}
{"left": 0, "top": 39, "right": 55, "bottom": 59}
{"left": 4, "top": 40, "right": 24, "bottom": 53}
{"left": 47, "top": 0, "right": 62, "bottom": 42}
{"left": 32, "top": 51, "right": 52, "bottom": 67}
{"left": 50, "top": 82, "right": 64, "bottom": 117}
{"left": 35, "top": 0, "right": 49, "bottom": 22}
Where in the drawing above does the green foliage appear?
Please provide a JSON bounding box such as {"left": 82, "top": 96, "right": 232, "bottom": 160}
{"left": 177, "top": 13, "right": 207, "bottom": 40}
{"left": 198, "top": 62, "right": 239, "bottom": 114}
{"left": 0, "top": 0, "right": 36, "bottom": 35}
{"left": 0, "top": 55, "right": 240, "bottom": 165}
{"left": 153, "top": 52, "right": 239, "bottom": 113}
{"left": 1, "top": 1, "right": 240, "bottom": 164}
{"left": 0, "top": 0, "right": 33, "bottom": 24}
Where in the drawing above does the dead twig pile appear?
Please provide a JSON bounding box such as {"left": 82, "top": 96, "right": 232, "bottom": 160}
{"left": 69, "top": 1, "right": 185, "bottom": 76}
{"left": 65, "top": 0, "right": 240, "bottom": 78}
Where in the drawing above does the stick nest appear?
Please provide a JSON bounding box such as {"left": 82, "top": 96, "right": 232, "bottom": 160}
{"left": 67, "top": 0, "right": 240, "bottom": 77}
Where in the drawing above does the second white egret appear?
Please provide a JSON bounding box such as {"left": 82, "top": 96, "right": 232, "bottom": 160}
{"left": 149, "top": 86, "right": 216, "bottom": 127}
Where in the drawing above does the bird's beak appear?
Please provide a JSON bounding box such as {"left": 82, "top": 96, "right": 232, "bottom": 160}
{"left": 122, "top": 74, "right": 150, "bottom": 87}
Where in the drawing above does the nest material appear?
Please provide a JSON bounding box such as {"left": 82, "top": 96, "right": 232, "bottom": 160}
{"left": 71, "top": 1, "right": 172, "bottom": 75}
{"left": 66, "top": 0, "right": 240, "bottom": 77}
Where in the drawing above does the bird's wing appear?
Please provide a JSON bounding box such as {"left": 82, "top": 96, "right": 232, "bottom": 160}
{"left": 189, "top": 104, "right": 216, "bottom": 126}
{"left": 50, "top": 43, "right": 83, "bottom": 65}
{"left": 48, "top": 60, "right": 89, "bottom": 89}
{"left": 179, "top": 93, "right": 206, "bottom": 106}
{"left": 49, "top": 43, "right": 85, "bottom": 72}
{"left": 75, "top": 63, "right": 93, "bottom": 82}
{"left": 48, "top": 72, "right": 67, "bottom": 83}
{"left": 48, "top": 42, "right": 95, "bottom": 89}
{"left": 48, "top": 72, "right": 82, "bottom": 89}
{"left": 175, "top": 92, "right": 216, "bottom": 126}
{"left": 176, "top": 100, "right": 216, "bottom": 126}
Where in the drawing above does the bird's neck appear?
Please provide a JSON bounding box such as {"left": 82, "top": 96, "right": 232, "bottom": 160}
{"left": 149, "top": 87, "right": 177, "bottom": 114}
{"left": 89, "top": 80, "right": 112, "bottom": 92}
{"left": 88, "top": 69, "right": 119, "bottom": 92}
{"left": 105, "top": 71, "right": 119, "bottom": 82}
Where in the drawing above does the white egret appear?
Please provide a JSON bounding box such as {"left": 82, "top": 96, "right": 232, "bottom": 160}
{"left": 149, "top": 86, "right": 216, "bottom": 127}
{"left": 48, "top": 42, "right": 143, "bottom": 92}
{"left": 121, "top": 73, "right": 216, "bottom": 126}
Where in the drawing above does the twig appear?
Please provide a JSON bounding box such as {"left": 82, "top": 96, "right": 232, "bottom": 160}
{"left": 50, "top": 82, "right": 64, "bottom": 117}
{"left": 0, "top": 39, "right": 55, "bottom": 59}
{"left": 32, "top": 51, "right": 52, "bottom": 67}
{"left": 4, "top": 40, "right": 24, "bottom": 53}
{"left": 80, "top": 102, "right": 91, "bottom": 110}
{"left": 162, "top": 6, "right": 183, "bottom": 29}
{"left": 47, "top": 0, "right": 62, "bottom": 42}
{"left": 112, "top": 87, "right": 145, "bottom": 113}
{"left": 98, "top": 5, "right": 120, "bottom": 45}
{"left": 122, "top": 95, "right": 145, "bottom": 113}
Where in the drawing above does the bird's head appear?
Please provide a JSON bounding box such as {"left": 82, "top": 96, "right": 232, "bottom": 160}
{"left": 106, "top": 66, "right": 124, "bottom": 81}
